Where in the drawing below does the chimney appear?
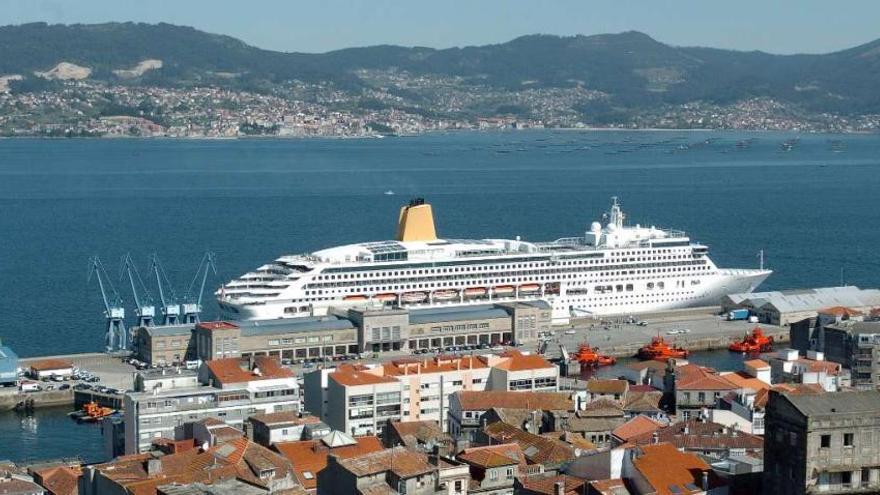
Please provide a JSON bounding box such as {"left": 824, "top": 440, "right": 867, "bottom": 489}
{"left": 147, "top": 459, "right": 162, "bottom": 476}
{"left": 554, "top": 480, "right": 565, "bottom": 495}
{"left": 652, "top": 431, "right": 659, "bottom": 444}
{"left": 701, "top": 471, "right": 709, "bottom": 491}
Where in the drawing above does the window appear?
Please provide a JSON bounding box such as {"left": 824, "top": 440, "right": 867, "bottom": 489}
{"left": 302, "top": 471, "right": 314, "bottom": 480}
{"left": 845, "top": 433, "right": 854, "bottom": 447}
{"left": 821, "top": 435, "right": 831, "bottom": 448}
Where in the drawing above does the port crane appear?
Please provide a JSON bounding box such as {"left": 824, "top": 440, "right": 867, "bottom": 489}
{"left": 88, "top": 256, "right": 127, "bottom": 351}
{"left": 182, "top": 252, "right": 217, "bottom": 324}
{"left": 150, "top": 254, "right": 181, "bottom": 325}
{"left": 120, "top": 253, "right": 155, "bottom": 327}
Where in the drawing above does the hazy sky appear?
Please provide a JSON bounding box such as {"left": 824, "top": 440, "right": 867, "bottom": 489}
{"left": 2, "top": 0, "right": 877, "bottom": 54}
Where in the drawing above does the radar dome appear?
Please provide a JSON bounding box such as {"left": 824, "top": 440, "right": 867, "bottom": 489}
{"left": 607, "top": 223, "right": 618, "bottom": 232}
{"left": 590, "top": 222, "right": 601, "bottom": 232}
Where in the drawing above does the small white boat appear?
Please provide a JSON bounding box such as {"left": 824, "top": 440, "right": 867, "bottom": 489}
{"left": 433, "top": 289, "right": 458, "bottom": 301}
{"left": 493, "top": 285, "right": 515, "bottom": 296}
{"left": 384, "top": 190, "right": 395, "bottom": 196}
{"left": 519, "top": 284, "right": 541, "bottom": 293}
{"left": 374, "top": 293, "right": 397, "bottom": 302}
{"left": 401, "top": 291, "right": 427, "bottom": 303}
{"left": 464, "top": 287, "right": 487, "bottom": 297}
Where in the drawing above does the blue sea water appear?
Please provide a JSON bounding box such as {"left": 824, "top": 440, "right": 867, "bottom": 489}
{"left": 0, "top": 129, "right": 879, "bottom": 462}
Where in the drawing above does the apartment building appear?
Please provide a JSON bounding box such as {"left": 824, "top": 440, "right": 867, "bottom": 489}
{"left": 123, "top": 356, "right": 299, "bottom": 454}
{"left": 309, "top": 351, "right": 559, "bottom": 436}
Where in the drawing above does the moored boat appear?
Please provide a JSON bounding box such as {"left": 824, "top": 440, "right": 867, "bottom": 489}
{"left": 69, "top": 401, "right": 116, "bottom": 423}
{"left": 433, "top": 289, "right": 458, "bottom": 301}
{"left": 374, "top": 293, "right": 397, "bottom": 302}
{"left": 519, "top": 283, "right": 541, "bottom": 293}
{"left": 493, "top": 285, "right": 515, "bottom": 296}
{"left": 401, "top": 291, "right": 427, "bottom": 303}
{"left": 343, "top": 295, "right": 367, "bottom": 301}
{"left": 728, "top": 327, "right": 774, "bottom": 353}
{"left": 574, "top": 343, "right": 616, "bottom": 367}
{"left": 464, "top": 287, "right": 487, "bottom": 297}
{"left": 638, "top": 335, "right": 689, "bottom": 361}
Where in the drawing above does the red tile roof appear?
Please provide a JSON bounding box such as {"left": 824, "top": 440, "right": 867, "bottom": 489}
{"left": 455, "top": 390, "right": 573, "bottom": 411}
{"left": 329, "top": 366, "right": 398, "bottom": 387}
{"left": 519, "top": 474, "right": 587, "bottom": 495}
{"left": 337, "top": 446, "right": 435, "bottom": 478}
{"left": 195, "top": 321, "right": 239, "bottom": 331}
{"left": 632, "top": 443, "right": 720, "bottom": 495}
{"left": 587, "top": 379, "right": 629, "bottom": 395}
{"left": 743, "top": 359, "right": 770, "bottom": 369}
{"left": 29, "top": 359, "right": 73, "bottom": 371}
{"left": 493, "top": 350, "right": 554, "bottom": 371}
{"left": 32, "top": 465, "right": 81, "bottom": 495}
{"left": 629, "top": 420, "right": 763, "bottom": 452}
{"left": 383, "top": 355, "right": 489, "bottom": 376}
{"left": 588, "top": 478, "right": 630, "bottom": 495}
{"left": 819, "top": 306, "right": 863, "bottom": 317}
{"left": 720, "top": 371, "right": 771, "bottom": 392}
{"left": 274, "top": 436, "right": 383, "bottom": 490}
{"left": 457, "top": 443, "right": 526, "bottom": 468}
{"left": 675, "top": 364, "right": 737, "bottom": 391}
{"left": 612, "top": 415, "right": 663, "bottom": 443}
{"left": 205, "top": 356, "right": 294, "bottom": 385}
{"left": 482, "top": 422, "right": 576, "bottom": 465}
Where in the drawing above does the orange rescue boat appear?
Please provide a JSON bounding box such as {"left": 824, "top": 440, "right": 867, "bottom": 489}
{"left": 637, "top": 335, "right": 689, "bottom": 361}
{"left": 574, "top": 343, "right": 616, "bottom": 367}
{"left": 728, "top": 327, "right": 774, "bottom": 353}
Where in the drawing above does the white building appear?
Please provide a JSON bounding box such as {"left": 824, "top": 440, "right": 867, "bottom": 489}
{"left": 306, "top": 350, "right": 559, "bottom": 436}
{"left": 123, "top": 356, "right": 299, "bottom": 454}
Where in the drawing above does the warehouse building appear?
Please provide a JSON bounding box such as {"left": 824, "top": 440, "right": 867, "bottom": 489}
{"left": 722, "top": 286, "right": 880, "bottom": 326}
{"left": 0, "top": 343, "right": 19, "bottom": 387}
{"left": 134, "top": 301, "right": 549, "bottom": 367}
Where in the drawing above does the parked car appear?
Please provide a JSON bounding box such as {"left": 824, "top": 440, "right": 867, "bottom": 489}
{"left": 59, "top": 384, "right": 71, "bottom": 390}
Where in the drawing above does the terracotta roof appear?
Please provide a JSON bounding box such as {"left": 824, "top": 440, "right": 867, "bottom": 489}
{"left": 195, "top": 321, "right": 239, "bottom": 331}
{"left": 337, "top": 446, "right": 434, "bottom": 478}
{"left": 542, "top": 431, "right": 597, "bottom": 451}
{"left": 205, "top": 356, "right": 294, "bottom": 385}
{"left": 249, "top": 411, "right": 320, "bottom": 427}
{"left": 720, "top": 371, "right": 771, "bottom": 392}
{"left": 754, "top": 383, "right": 825, "bottom": 409}
{"left": 612, "top": 415, "right": 663, "bottom": 443}
{"left": 483, "top": 422, "right": 576, "bottom": 465}
{"left": 632, "top": 443, "right": 721, "bottom": 495}
{"left": 675, "top": 364, "right": 737, "bottom": 391}
{"left": 457, "top": 443, "right": 526, "bottom": 468}
{"left": 623, "top": 391, "right": 663, "bottom": 413}
{"left": 32, "top": 465, "right": 81, "bottom": 495}
{"left": 0, "top": 476, "right": 44, "bottom": 494}
{"left": 588, "top": 478, "right": 631, "bottom": 495}
{"left": 493, "top": 350, "right": 555, "bottom": 371}
{"left": 628, "top": 384, "right": 659, "bottom": 392}
{"left": 358, "top": 483, "right": 398, "bottom": 495}
{"left": 329, "top": 365, "right": 398, "bottom": 387}
{"left": 587, "top": 379, "right": 629, "bottom": 395}
{"left": 743, "top": 359, "right": 770, "bottom": 369}
{"left": 29, "top": 359, "right": 72, "bottom": 371}
{"left": 91, "top": 437, "right": 293, "bottom": 495}
{"left": 625, "top": 360, "right": 667, "bottom": 371}
{"left": 382, "top": 355, "right": 488, "bottom": 376}
{"left": 454, "top": 390, "right": 573, "bottom": 411}
{"left": 274, "top": 436, "right": 383, "bottom": 490}
{"left": 388, "top": 420, "right": 451, "bottom": 448}
{"left": 629, "top": 420, "right": 763, "bottom": 452}
{"left": 519, "top": 474, "right": 586, "bottom": 495}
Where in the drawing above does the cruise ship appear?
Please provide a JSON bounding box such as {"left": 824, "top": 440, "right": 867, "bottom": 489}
{"left": 217, "top": 198, "right": 771, "bottom": 323}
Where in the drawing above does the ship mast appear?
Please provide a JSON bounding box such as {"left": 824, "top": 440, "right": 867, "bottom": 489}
{"left": 608, "top": 196, "right": 625, "bottom": 229}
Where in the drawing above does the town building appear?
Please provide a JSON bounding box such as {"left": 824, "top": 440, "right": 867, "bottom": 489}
{"left": 0, "top": 343, "right": 19, "bottom": 387}
{"left": 767, "top": 349, "right": 848, "bottom": 391}
{"left": 516, "top": 473, "right": 587, "bottom": 495}
{"left": 273, "top": 431, "right": 384, "bottom": 493}
{"left": 246, "top": 411, "right": 325, "bottom": 447}
{"left": 764, "top": 390, "right": 880, "bottom": 495}
{"left": 123, "top": 356, "right": 299, "bottom": 454}
{"left": 664, "top": 363, "right": 738, "bottom": 418}
{"left": 627, "top": 419, "right": 764, "bottom": 460}
{"left": 628, "top": 443, "right": 727, "bottom": 494}
{"left": 317, "top": 446, "right": 470, "bottom": 495}
{"left": 477, "top": 421, "right": 577, "bottom": 471}
{"left": 383, "top": 419, "right": 454, "bottom": 455}
{"left": 30, "top": 463, "right": 81, "bottom": 495}
{"left": 28, "top": 359, "right": 73, "bottom": 380}
{"left": 722, "top": 286, "right": 880, "bottom": 326}
{"left": 814, "top": 319, "right": 880, "bottom": 390}
{"left": 307, "top": 351, "right": 559, "bottom": 437}
{"left": 456, "top": 443, "right": 530, "bottom": 495}
{"left": 133, "top": 301, "right": 548, "bottom": 367}
{"left": 448, "top": 389, "right": 573, "bottom": 443}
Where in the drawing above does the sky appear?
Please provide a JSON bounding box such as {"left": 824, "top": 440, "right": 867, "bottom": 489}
{"left": 1, "top": 0, "right": 878, "bottom": 55}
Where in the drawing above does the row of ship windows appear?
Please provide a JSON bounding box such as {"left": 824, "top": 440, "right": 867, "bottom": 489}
{"left": 313, "top": 253, "right": 697, "bottom": 281}
{"left": 304, "top": 261, "right": 709, "bottom": 291}
{"left": 559, "top": 292, "right": 702, "bottom": 309}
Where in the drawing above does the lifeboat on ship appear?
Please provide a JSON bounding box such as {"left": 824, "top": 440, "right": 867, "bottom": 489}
{"left": 519, "top": 283, "right": 541, "bottom": 293}
{"left": 401, "top": 292, "right": 427, "bottom": 303}
{"left": 637, "top": 335, "right": 689, "bottom": 361}
{"left": 433, "top": 289, "right": 458, "bottom": 301}
{"left": 343, "top": 295, "right": 367, "bottom": 301}
{"left": 464, "top": 287, "right": 487, "bottom": 298}
{"left": 729, "top": 327, "right": 774, "bottom": 353}
{"left": 493, "top": 285, "right": 515, "bottom": 296}
{"left": 573, "top": 343, "right": 616, "bottom": 367}
{"left": 374, "top": 293, "right": 397, "bottom": 303}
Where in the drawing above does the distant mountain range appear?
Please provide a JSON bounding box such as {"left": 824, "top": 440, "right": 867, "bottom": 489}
{"left": 3, "top": 22, "right": 880, "bottom": 115}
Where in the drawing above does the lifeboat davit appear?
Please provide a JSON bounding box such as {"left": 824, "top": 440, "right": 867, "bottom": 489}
{"left": 574, "top": 343, "right": 616, "bottom": 367}
{"left": 728, "top": 327, "right": 774, "bottom": 353}
{"left": 464, "top": 287, "right": 487, "bottom": 297}
{"left": 374, "top": 293, "right": 397, "bottom": 302}
{"left": 494, "top": 285, "right": 515, "bottom": 296}
{"left": 638, "top": 335, "right": 689, "bottom": 361}
{"left": 519, "top": 283, "right": 541, "bottom": 293}
{"left": 433, "top": 289, "right": 458, "bottom": 301}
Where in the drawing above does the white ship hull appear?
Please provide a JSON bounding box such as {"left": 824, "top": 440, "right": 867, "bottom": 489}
{"left": 217, "top": 198, "right": 772, "bottom": 324}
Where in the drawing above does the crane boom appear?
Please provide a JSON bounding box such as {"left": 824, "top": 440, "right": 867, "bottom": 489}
{"left": 121, "top": 254, "right": 155, "bottom": 327}
{"left": 88, "top": 256, "right": 127, "bottom": 351}
{"left": 150, "top": 254, "right": 180, "bottom": 325}
{"left": 182, "top": 252, "right": 217, "bottom": 324}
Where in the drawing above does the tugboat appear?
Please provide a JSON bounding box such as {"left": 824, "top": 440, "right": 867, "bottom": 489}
{"left": 573, "top": 343, "right": 616, "bottom": 367}
{"left": 69, "top": 401, "right": 116, "bottom": 423}
{"left": 637, "top": 335, "right": 689, "bottom": 361}
{"left": 728, "top": 327, "right": 774, "bottom": 353}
